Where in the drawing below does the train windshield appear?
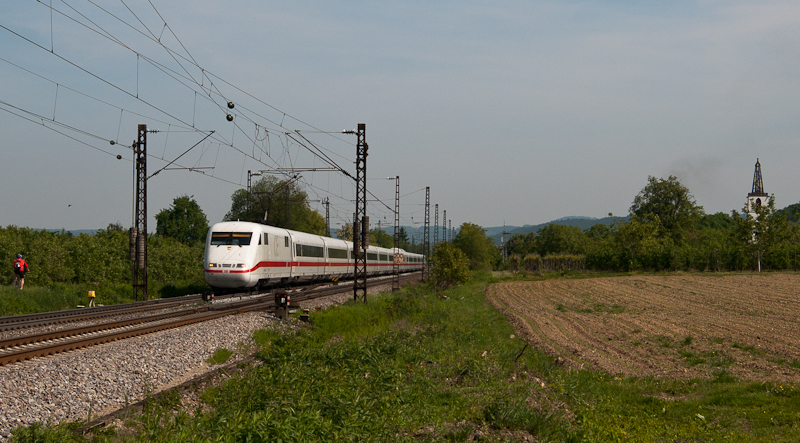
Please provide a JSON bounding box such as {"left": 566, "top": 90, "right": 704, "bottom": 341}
{"left": 210, "top": 232, "right": 253, "bottom": 246}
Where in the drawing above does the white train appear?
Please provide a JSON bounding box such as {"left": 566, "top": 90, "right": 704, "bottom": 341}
{"left": 204, "top": 221, "right": 425, "bottom": 290}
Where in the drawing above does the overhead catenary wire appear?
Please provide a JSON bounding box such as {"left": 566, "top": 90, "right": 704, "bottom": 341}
{"left": 7, "top": 1, "right": 353, "bottom": 173}
{"left": 16, "top": 0, "right": 358, "bottom": 158}
{"left": 0, "top": 55, "right": 210, "bottom": 139}
{"left": 4, "top": 2, "right": 421, "bottom": 226}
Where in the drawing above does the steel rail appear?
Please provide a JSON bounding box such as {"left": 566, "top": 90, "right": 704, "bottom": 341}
{"left": 0, "top": 272, "right": 422, "bottom": 366}
{"left": 0, "top": 295, "right": 204, "bottom": 329}
{"left": 0, "top": 299, "right": 271, "bottom": 366}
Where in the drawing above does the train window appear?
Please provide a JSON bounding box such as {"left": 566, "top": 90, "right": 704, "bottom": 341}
{"left": 296, "top": 244, "right": 324, "bottom": 258}
{"left": 285, "top": 236, "right": 289, "bottom": 247}
{"left": 379, "top": 254, "right": 387, "bottom": 262}
{"left": 329, "top": 248, "right": 347, "bottom": 259}
{"left": 263, "top": 233, "right": 269, "bottom": 245}
{"left": 367, "top": 252, "right": 378, "bottom": 261}
{"left": 210, "top": 232, "right": 253, "bottom": 246}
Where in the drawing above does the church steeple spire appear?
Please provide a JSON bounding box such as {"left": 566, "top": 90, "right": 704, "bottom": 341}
{"left": 747, "top": 159, "right": 769, "bottom": 216}
{"left": 749, "top": 158, "right": 766, "bottom": 197}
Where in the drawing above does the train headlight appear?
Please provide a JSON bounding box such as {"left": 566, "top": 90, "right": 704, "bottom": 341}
{"left": 236, "top": 263, "right": 246, "bottom": 268}
{"left": 208, "top": 263, "right": 217, "bottom": 268}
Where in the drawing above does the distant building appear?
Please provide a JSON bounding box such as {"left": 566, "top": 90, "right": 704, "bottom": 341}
{"left": 747, "top": 159, "right": 769, "bottom": 218}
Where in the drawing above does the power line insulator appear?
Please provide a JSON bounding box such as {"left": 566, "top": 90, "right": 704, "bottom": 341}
{"left": 226, "top": 114, "right": 233, "bottom": 121}
{"left": 227, "top": 101, "right": 235, "bottom": 109}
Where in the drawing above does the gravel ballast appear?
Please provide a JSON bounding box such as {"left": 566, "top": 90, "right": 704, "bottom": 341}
{"left": 0, "top": 283, "right": 394, "bottom": 441}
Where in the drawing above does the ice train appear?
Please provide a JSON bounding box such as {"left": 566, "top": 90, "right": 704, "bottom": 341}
{"left": 204, "top": 221, "right": 425, "bottom": 290}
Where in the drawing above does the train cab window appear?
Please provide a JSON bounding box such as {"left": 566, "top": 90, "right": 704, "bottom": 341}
{"left": 210, "top": 232, "right": 253, "bottom": 246}
{"left": 263, "top": 233, "right": 269, "bottom": 245}
{"left": 285, "top": 236, "right": 289, "bottom": 247}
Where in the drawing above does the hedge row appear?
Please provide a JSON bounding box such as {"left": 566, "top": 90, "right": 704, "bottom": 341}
{"left": 0, "top": 226, "right": 204, "bottom": 287}
{"left": 508, "top": 254, "right": 586, "bottom": 274}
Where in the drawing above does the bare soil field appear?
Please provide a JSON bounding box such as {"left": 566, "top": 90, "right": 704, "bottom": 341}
{"left": 488, "top": 274, "right": 800, "bottom": 382}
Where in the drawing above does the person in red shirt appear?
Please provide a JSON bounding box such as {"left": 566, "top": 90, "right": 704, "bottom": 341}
{"left": 13, "top": 254, "right": 29, "bottom": 289}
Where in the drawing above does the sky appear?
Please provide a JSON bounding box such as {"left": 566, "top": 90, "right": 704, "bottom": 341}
{"left": 2, "top": 1, "right": 800, "bottom": 234}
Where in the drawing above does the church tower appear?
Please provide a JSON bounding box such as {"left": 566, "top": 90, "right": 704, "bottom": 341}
{"left": 747, "top": 159, "right": 769, "bottom": 217}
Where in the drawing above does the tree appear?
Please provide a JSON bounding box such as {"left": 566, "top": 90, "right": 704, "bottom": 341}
{"left": 224, "top": 176, "right": 326, "bottom": 235}
{"left": 155, "top": 195, "right": 209, "bottom": 245}
{"left": 731, "top": 195, "right": 796, "bottom": 272}
{"left": 506, "top": 232, "right": 536, "bottom": 256}
{"left": 452, "top": 222, "right": 500, "bottom": 269}
{"left": 397, "top": 227, "right": 410, "bottom": 248}
{"left": 370, "top": 229, "right": 394, "bottom": 248}
{"left": 697, "top": 212, "right": 735, "bottom": 231}
{"left": 612, "top": 217, "right": 664, "bottom": 270}
{"left": 535, "top": 224, "right": 585, "bottom": 256}
{"left": 630, "top": 175, "right": 704, "bottom": 243}
{"left": 105, "top": 222, "right": 125, "bottom": 233}
{"left": 429, "top": 242, "right": 471, "bottom": 289}
{"left": 335, "top": 223, "right": 353, "bottom": 242}
{"left": 584, "top": 224, "right": 611, "bottom": 241}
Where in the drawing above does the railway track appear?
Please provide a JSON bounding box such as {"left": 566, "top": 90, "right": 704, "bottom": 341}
{"left": 0, "top": 288, "right": 252, "bottom": 332}
{"left": 0, "top": 272, "right": 421, "bottom": 366}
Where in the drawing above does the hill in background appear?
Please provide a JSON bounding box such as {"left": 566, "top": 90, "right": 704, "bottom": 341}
{"left": 364, "top": 215, "right": 630, "bottom": 246}
{"left": 486, "top": 215, "right": 630, "bottom": 245}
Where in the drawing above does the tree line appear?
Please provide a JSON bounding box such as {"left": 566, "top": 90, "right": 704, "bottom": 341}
{"left": 503, "top": 176, "right": 800, "bottom": 272}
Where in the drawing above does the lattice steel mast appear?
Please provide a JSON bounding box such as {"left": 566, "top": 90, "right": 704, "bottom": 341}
{"left": 352, "top": 124, "right": 368, "bottom": 303}
{"left": 392, "top": 176, "right": 400, "bottom": 292}
{"left": 442, "top": 210, "right": 446, "bottom": 243}
{"left": 133, "top": 124, "right": 148, "bottom": 301}
{"left": 434, "top": 204, "right": 439, "bottom": 246}
{"left": 423, "top": 187, "right": 430, "bottom": 281}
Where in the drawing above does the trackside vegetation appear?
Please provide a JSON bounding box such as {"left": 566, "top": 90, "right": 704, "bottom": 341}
{"left": 13, "top": 272, "right": 800, "bottom": 442}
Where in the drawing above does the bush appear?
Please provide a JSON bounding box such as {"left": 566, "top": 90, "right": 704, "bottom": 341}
{"left": 429, "top": 242, "right": 471, "bottom": 289}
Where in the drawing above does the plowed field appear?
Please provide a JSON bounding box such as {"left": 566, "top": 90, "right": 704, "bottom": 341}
{"left": 488, "top": 274, "right": 800, "bottom": 382}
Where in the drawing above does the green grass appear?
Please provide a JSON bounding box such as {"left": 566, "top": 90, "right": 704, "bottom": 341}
{"left": 0, "top": 280, "right": 205, "bottom": 316}
{"left": 733, "top": 342, "right": 763, "bottom": 356}
{"left": 0, "top": 283, "right": 135, "bottom": 316}
{"left": 11, "top": 272, "right": 800, "bottom": 442}
{"left": 208, "top": 348, "right": 234, "bottom": 365}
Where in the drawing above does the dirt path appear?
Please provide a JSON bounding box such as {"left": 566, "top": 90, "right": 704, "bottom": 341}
{"left": 488, "top": 274, "right": 800, "bottom": 382}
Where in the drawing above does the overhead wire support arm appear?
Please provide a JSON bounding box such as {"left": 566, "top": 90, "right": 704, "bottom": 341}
{"left": 147, "top": 130, "right": 215, "bottom": 180}
{"left": 257, "top": 167, "right": 340, "bottom": 174}
{"left": 285, "top": 131, "right": 348, "bottom": 173}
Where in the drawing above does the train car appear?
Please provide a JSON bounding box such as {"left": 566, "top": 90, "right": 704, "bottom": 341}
{"left": 204, "top": 221, "right": 425, "bottom": 290}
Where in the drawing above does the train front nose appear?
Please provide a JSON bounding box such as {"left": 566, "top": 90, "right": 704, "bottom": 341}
{"left": 204, "top": 262, "right": 253, "bottom": 288}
